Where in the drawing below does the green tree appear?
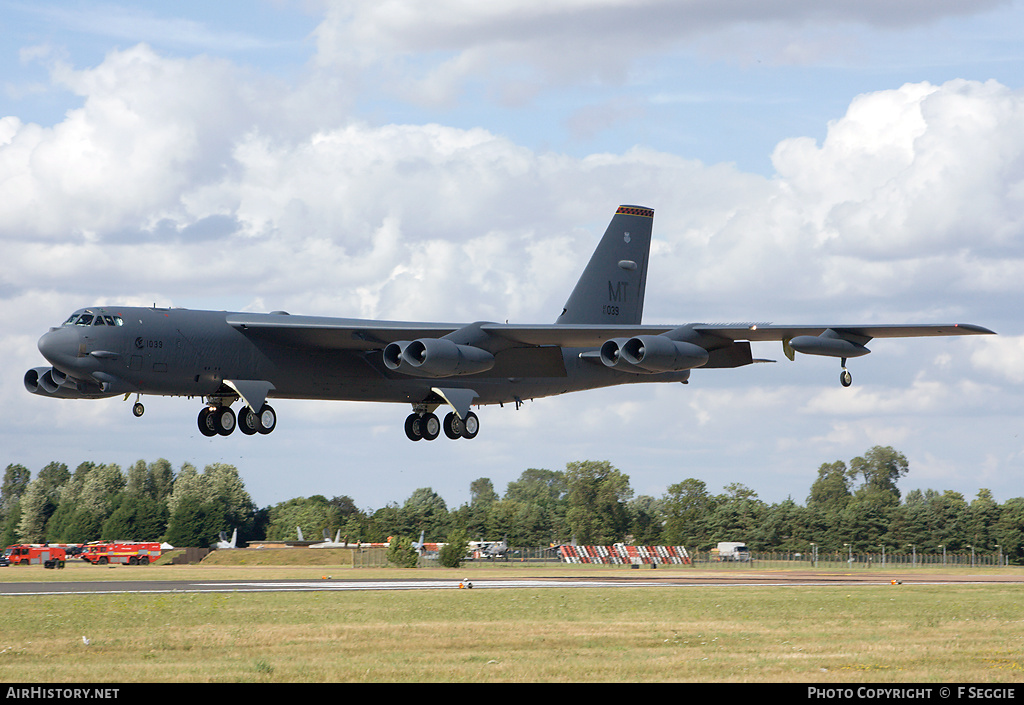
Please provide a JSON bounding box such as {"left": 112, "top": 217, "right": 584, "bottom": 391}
{"left": 266, "top": 496, "right": 340, "bottom": 540}
{"left": 503, "top": 468, "right": 568, "bottom": 544}
{"left": 662, "top": 478, "right": 713, "bottom": 547}
{"left": 438, "top": 528, "right": 470, "bottom": 568}
{"left": 850, "top": 446, "right": 909, "bottom": 506}
{"left": 386, "top": 535, "right": 419, "bottom": 568}
{"left": 0, "top": 464, "right": 30, "bottom": 520}
{"left": 399, "top": 487, "right": 450, "bottom": 540}
{"left": 756, "top": 497, "right": 810, "bottom": 552}
{"left": 996, "top": 497, "right": 1024, "bottom": 565}
{"left": 565, "top": 460, "right": 633, "bottom": 544}
{"left": 807, "top": 461, "right": 852, "bottom": 511}
{"left": 627, "top": 495, "right": 664, "bottom": 544}
{"left": 102, "top": 494, "right": 167, "bottom": 540}
{"left": 705, "top": 483, "right": 766, "bottom": 547}
{"left": 966, "top": 488, "right": 1001, "bottom": 551}
{"left": 164, "top": 495, "right": 225, "bottom": 547}
{"left": 166, "top": 463, "right": 255, "bottom": 539}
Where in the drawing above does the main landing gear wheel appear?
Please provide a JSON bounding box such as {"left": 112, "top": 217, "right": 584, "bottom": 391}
{"left": 404, "top": 412, "right": 441, "bottom": 441}
{"left": 198, "top": 407, "right": 218, "bottom": 437}
{"left": 200, "top": 404, "right": 275, "bottom": 438}
{"left": 256, "top": 404, "right": 277, "bottom": 434}
{"left": 406, "top": 410, "right": 480, "bottom": 441}
{"left": 443, "top": 412, "right": 463, "bottom": 439}
{"left": 405, "top": 413, "right": 424, "bottom": 441}
{"left": 239, "top": 406, "right": 259, "bottom": 435}
{"left": 461, "top": 411, "right": 479, "bottom": 439}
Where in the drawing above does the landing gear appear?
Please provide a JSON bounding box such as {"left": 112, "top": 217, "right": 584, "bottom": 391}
{"left": 198, "top": 406, "right": 235, "bottom": 436}
{"left": 840, "top": 357, "right": 853, "bottom": 388}
{"left": 443, "top": 412, "right": 463, "bottom": 439}
{"left": 199, "top": 403, "right": 276, "bottom": 437}
{"left": 129, "top": 394, "right": 144, "bottom": 417}
{"left": 406, "top": 410, "right": 479, "bottom": 441}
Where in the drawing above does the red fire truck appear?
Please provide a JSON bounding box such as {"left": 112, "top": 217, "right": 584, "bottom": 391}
{"left": 81, "top": 541, "right": 162, "bottom": 565}
{"left": 3, "top": 544, "right": 66, "bottom": 568}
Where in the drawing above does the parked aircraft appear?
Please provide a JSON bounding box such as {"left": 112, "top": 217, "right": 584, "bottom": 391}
{"left": 25, "top": 205, "right": 994, "bottom": 440}
{"left": 215, "top": 529, "right": 237, "bottom": 549}
{"left": 310, "top": 529, "right": 346, "bottom": 548}
{"left": 469, "top": 537, "right": 510, "bottom": 560}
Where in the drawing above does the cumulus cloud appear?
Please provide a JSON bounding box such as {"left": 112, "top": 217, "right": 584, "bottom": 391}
{"left": 4, "top": 43, "right": 1023, "bottom": 333}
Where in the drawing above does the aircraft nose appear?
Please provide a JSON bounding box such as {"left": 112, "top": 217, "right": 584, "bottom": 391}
{"left": 37, "top": 327, "right": 79, "bottom": 368}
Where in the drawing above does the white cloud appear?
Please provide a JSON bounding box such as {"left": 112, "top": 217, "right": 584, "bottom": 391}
{"left": 971, "top": 335, "right": 1024, "bottom": 384}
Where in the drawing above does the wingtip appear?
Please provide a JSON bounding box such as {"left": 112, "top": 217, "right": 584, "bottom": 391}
{"left": 957, "top": 323, "right": 997, "bottom": 335}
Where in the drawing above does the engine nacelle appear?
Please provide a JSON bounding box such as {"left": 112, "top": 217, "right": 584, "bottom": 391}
{"left": 599, "top": 338, "right": 633, "bottom": 368}
{"left": 24, "top": 367, "right": 108, "bottom": 399}
{"left": 621, "top": 335, "right": 709, "bottom": 372}
{"left": 789, "top": 329, "right": 871, "bottom": 359}
{"left": 383, "top": 338, "right": 494, "bottom": 378}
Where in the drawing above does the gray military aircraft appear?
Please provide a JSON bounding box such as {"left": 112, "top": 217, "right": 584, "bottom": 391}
{"left": 25, "top": 205, "right": 994, "bottom": 441}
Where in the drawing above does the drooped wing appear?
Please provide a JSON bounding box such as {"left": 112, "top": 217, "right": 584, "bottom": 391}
{"left": 228, "top": 313, "right": 994, "bottom": 351}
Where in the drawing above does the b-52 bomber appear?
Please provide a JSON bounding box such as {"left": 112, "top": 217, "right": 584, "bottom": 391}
{"left": 25, "top": 205, "right": 994, "bottom": 441}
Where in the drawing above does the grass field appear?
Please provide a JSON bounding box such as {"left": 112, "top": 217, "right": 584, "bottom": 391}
{"left": 1, "top": 561, "right": 1022, "bottom": 683}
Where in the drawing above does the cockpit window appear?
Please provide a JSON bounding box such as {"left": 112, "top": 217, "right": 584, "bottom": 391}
{"left": 62, "top": 312, "right": 124, "bottom": 327}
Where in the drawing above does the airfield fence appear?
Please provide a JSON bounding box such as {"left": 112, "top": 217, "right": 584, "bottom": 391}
{"left": 399, "top": 547, "right": 1008, "bottom": 568}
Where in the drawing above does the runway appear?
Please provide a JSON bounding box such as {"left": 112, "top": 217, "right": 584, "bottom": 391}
{"left": 1, "top": 570, "right": 1019, "bottom": 596}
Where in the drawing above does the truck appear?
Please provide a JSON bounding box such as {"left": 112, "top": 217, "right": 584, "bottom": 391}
{"left": 3, "top": 544, "right": 67, "bottom": 568}
{"left": 714, "top": 541, "right": 751, "bottom": 562}
{"left": 80, "top": 541, "right": 162, "bottom": 565}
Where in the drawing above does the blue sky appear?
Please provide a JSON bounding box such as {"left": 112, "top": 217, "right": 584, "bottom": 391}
{"left": 4, "top": 1, "right": 1024, "bottom": 520}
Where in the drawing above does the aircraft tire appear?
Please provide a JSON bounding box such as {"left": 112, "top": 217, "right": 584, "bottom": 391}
{"left": 840, "top": 369, "right": 853, "bottom": 387}
{"left": 256, "top": 405, "right": 276, "bottom": 434}
{"left": 215, "top": 407, "right": 236, "bottom": 436}
{"left": 132, "top": 402, "right": 145, "bottom": 417}
{"left": 443, "top": 412, "right": 463, "bottom": 440}
{"left": 404, "top": 413, "right": 423, "bottom": 441}
{"left": 461, "top": 412, "right": 479, "bottom": 439}
{"left": 238, "top": 407, "right": 258, "bottom": 435}
{"left": 422, "top": 413, "right": 440, "bottom": 440}
{"left": 198, "top": 408, "right": 218, "bottom": 437}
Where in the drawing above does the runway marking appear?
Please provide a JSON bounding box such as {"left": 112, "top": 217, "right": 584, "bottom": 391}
{"left": 1, "top": 577, "right": 1009, "bottom": 597}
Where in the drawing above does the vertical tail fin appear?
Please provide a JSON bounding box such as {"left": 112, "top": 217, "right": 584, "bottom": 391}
{"left": 556, "top": 205, "right": 653, "bottom": 325}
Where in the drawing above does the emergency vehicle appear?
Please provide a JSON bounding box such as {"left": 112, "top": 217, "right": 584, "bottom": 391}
{"left": 3, "top": 544, "right": 67, "bottom": 568}
{"left": 80, "top": 541, "right": 162, "bottom": 565}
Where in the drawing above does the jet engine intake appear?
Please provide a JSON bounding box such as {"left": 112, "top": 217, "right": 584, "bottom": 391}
{"left": 599, "top": 338, "right": 632, "bottom": 368}
{"left": 24, "top": 367, "right": 107, "bottom": 399}
{"left": 383, "top": 338, "right": 494, "bottom": 377}
{"left": 621, "top": 335, "right": 710, "bottom": 372}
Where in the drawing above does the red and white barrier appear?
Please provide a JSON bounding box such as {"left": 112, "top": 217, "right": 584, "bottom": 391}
{"left": 558, "top": 545, "right": 690, "bottom": 565}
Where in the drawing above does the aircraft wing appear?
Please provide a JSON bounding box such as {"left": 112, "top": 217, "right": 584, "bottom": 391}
{"left": 477, "top": 322, "right": 995, "bottom": 347}
{"left": 229, "top": 313, "right": 994, "bottom": 352}
{"left": 688, "top": 322, "right": 995, "bottom": 343}
{"left": 227, "top": 313, "right": 462, "bottom": 351}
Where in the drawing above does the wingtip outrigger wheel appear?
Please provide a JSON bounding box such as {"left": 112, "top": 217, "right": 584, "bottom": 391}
{"left": 840, "top": 358, "right": 853, "bottom": 388}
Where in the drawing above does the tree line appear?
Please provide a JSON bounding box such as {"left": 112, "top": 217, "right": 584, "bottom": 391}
{"left": 2, "top": 446, "right": 1022, "bottom": 563}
